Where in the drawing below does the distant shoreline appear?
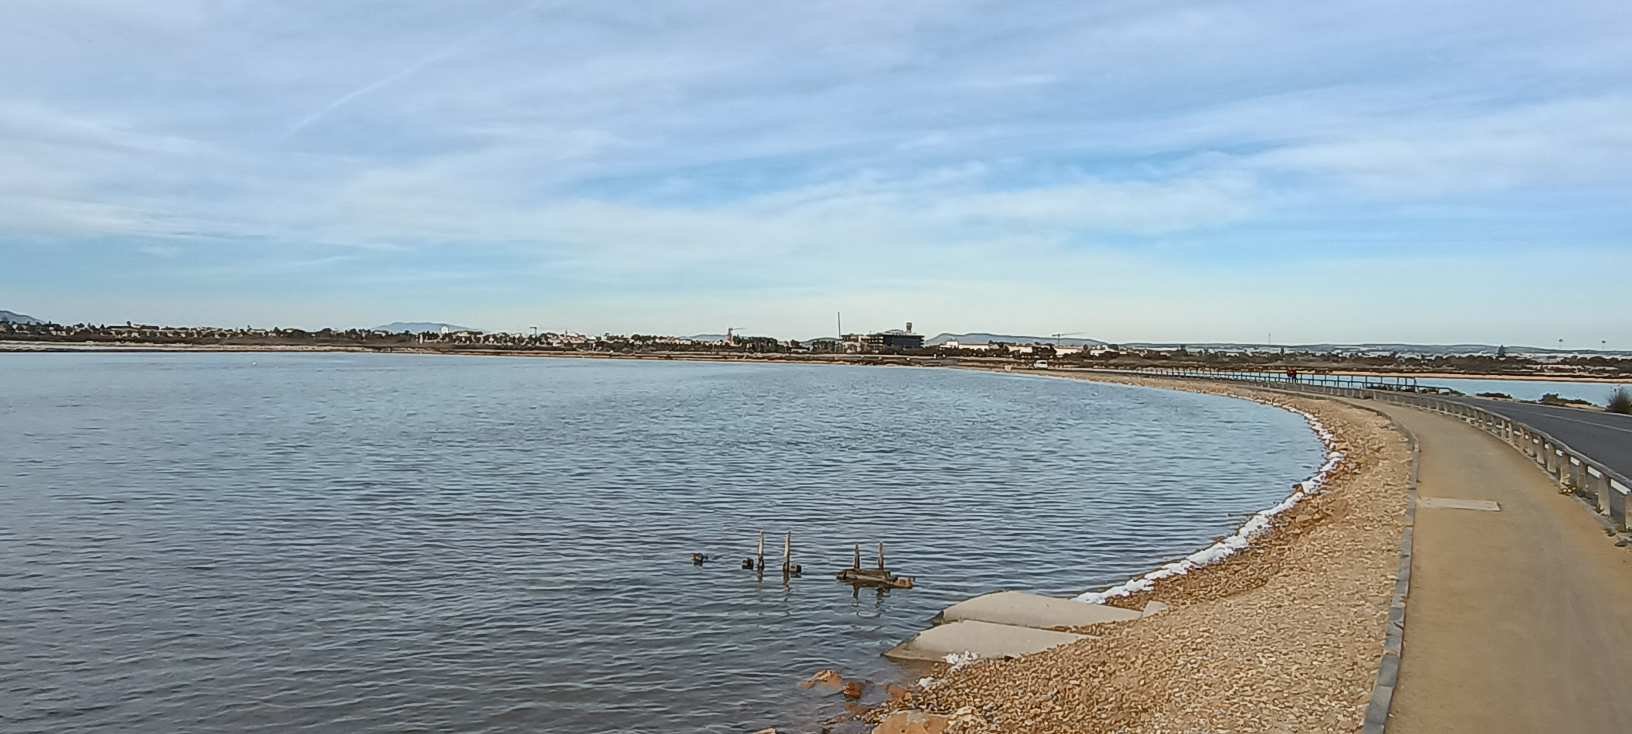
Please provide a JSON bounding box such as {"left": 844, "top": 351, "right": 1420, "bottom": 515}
{"left": 0, "top": 340, "right": 944, "bottom": 367}
{"left": 1329, "top": 370, "right": 1629, "bottom": 384}
{"left": 2, "top": 341, "right": 1627, "bottom": 385}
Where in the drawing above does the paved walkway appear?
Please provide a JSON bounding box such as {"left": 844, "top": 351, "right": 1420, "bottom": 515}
{"left": 1371, "top": 403, "right": 1632, "bottom": 733}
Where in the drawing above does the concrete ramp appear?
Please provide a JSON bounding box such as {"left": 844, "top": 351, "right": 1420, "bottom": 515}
{"left": 883, "top": 620, "right": 1085, "bottom": 662}
{"left": 941, "top": 590, "right": 1141, "bottom": 628}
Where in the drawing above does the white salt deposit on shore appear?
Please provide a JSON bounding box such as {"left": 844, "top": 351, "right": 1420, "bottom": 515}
{"left": 1074, "top": 401, "right": 1345, "bottom": 605}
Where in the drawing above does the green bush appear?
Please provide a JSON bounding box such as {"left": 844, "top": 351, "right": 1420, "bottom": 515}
{"left": 1609, "top": 387, "right": 1632, "bottom": 414}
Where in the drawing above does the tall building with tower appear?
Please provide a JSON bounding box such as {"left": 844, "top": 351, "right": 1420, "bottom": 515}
{"left": 843, "top": 321, "right": 923, "bottom": 352}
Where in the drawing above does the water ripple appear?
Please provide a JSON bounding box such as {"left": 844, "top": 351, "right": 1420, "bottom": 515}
{"left": 0, "top": 354, "right": 1322, "bottom": 733}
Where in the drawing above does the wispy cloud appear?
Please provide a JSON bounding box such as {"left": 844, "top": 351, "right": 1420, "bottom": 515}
{"left": 138, "top": 244, "right": 181, "bottom": 258}
{"left": 286, "top": 1, "right": 551, "bottom": 136}
{"left": 1, "top": 1, "right": 1629, "bottom": 342}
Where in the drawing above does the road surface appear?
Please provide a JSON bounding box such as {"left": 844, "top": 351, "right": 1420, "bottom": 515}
{"left": 1446, "top": 396, "right": 1632, "bottom": 481}
{"left": 1370, "top": 402, "right": 1632, "bottom": 734}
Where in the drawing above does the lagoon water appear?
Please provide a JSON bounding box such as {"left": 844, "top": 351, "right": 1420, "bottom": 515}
{"left": 1, "top": 354, "right": 1323, "bottom": 733}
{"left": 1413, "top": 376, "right": 1629, "bottom": 404}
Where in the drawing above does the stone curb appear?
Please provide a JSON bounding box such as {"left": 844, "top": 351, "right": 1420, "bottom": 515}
{"left": 1361, "top": 413, "right": 1421, "bottom": 734}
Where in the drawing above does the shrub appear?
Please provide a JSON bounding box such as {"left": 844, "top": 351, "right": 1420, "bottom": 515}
{"left": 1539, "top": 393, "right": 1593, "bottom": 407}
{"left": 1476, "top": 392, "right": 1513, "bottom": 399}
{"left": 1609, "top": 387, "right": 1632, "bottom": 414}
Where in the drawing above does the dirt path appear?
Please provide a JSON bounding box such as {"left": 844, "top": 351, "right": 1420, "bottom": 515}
{"left": 1371, "top": 403, "right": 1632, "bottom": 733}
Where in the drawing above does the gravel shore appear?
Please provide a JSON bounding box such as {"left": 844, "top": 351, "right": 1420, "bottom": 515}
{"left": 876, "top": 374, "right": 1414, "bottom": 733}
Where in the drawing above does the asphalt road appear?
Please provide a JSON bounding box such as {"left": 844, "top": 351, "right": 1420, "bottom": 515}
{"left": 1447, "top": 396, "right": 1632, "bottom": 482}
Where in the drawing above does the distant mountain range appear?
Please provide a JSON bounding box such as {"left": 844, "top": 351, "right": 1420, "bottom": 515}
{"left": 375, "top": 321, "right": 478, "bottom": 333}
{"left": 0, "top": 309, "right": 43, "bottom": 325}
{"left": 925, "top": 332, "right": 1108, "bottom": 348}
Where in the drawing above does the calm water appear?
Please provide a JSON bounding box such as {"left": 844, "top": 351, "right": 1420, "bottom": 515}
{"left": 1415, "top": 376, "right": 1629, "bottom": 403}
{"left": 1, "top": 354, "right": 1323, "bottom": 733}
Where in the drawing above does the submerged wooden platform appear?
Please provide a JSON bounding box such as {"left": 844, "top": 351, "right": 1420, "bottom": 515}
{"left": 836, "top": 567, "right": 915, "bottom": 588}
{"left": 836, "top": 542, "right": 915, "bottom": 588}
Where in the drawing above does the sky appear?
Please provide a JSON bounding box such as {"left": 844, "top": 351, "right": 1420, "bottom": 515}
{"left": 2, "top": 0, "right": 1630, "bottom": 346}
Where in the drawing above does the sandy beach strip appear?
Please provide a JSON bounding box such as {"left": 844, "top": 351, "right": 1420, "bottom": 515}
{"left": 873, "top": 373, "right": 1414, "bottom": 733}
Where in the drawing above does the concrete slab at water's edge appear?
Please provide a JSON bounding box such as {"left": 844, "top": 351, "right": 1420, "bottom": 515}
{"left": 940, "top": 590, "right": 1141, "bottom": 628}
{"left": 883, "top": 620, "right": 1085, "bottom": 662}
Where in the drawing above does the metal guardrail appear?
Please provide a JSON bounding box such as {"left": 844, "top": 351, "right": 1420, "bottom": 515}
{"left": 1095, "top": 366, "right": 1631, "bottom": 533}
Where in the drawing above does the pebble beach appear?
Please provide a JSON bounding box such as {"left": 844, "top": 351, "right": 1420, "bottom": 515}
{"left": 870, "top": 374, "right": 1415, "bottom": 733}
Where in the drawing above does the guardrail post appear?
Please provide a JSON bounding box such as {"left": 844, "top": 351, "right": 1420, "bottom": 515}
{"left": 1591, "top": 468, "right": 1612, "bottom": 515}
{"left": 1568, "top": 458, "right": 1588, "bottom": 500}
{"left": 1543, "top": 444, "right": 1558, "bottom": 477}
{"left": 1609, "top": 483, "right": 1628, "bottom": 532}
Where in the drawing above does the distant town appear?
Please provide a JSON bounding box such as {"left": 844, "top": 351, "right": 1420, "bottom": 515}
{"left": 3, "top": 311, "right": 1629, "bottom": 380}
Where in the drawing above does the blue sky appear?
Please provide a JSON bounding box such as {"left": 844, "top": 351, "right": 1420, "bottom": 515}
{"left": 3, "top": 0, "right": 1629, "bottom": 345}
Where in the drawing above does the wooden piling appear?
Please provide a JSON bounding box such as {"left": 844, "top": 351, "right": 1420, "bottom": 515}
{"left": 836, "top": 540, "right": 914, "bottom": 589}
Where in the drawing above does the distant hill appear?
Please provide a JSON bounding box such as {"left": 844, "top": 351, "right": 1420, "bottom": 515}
{"left": 0, "top": 309, "right": 43, "bottom": 325}
{"left": 926, "top": 332, "right": 1108, "bottom": 347}
{"left": 375, "top": 321, "right": 479, "bottom": 333}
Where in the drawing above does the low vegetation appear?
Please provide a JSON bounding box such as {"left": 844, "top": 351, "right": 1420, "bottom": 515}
{"left": 1476, "top": 392, "right": 1513, "bottom": 399}
{"left": 1608, "top": 387, "right": 1632, "bottom": 414}
{"left": 1539, "top": 393, "right": 1594, "bottom": 407}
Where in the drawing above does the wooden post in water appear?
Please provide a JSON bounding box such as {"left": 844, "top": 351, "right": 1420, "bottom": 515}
{"left": 877, "top": 542, "right": 886, "bottom": 571}
{"left": 852, "top": 544, "right": 861, "bottom": 571}
{"left": 756, "top": 531, "right": 766, "bottom": 572}
{"left": 782, "top": 532, "right": 791, "bottom": 574}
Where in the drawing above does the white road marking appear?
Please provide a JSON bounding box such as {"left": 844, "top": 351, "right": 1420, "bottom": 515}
{"left": 1507, "top": 411, "right": 1632, "bottom": 436}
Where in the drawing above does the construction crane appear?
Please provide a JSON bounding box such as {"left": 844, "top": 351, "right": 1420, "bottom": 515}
{"left": 1050, "top": 330, "right": 1090, "bottom": 346}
